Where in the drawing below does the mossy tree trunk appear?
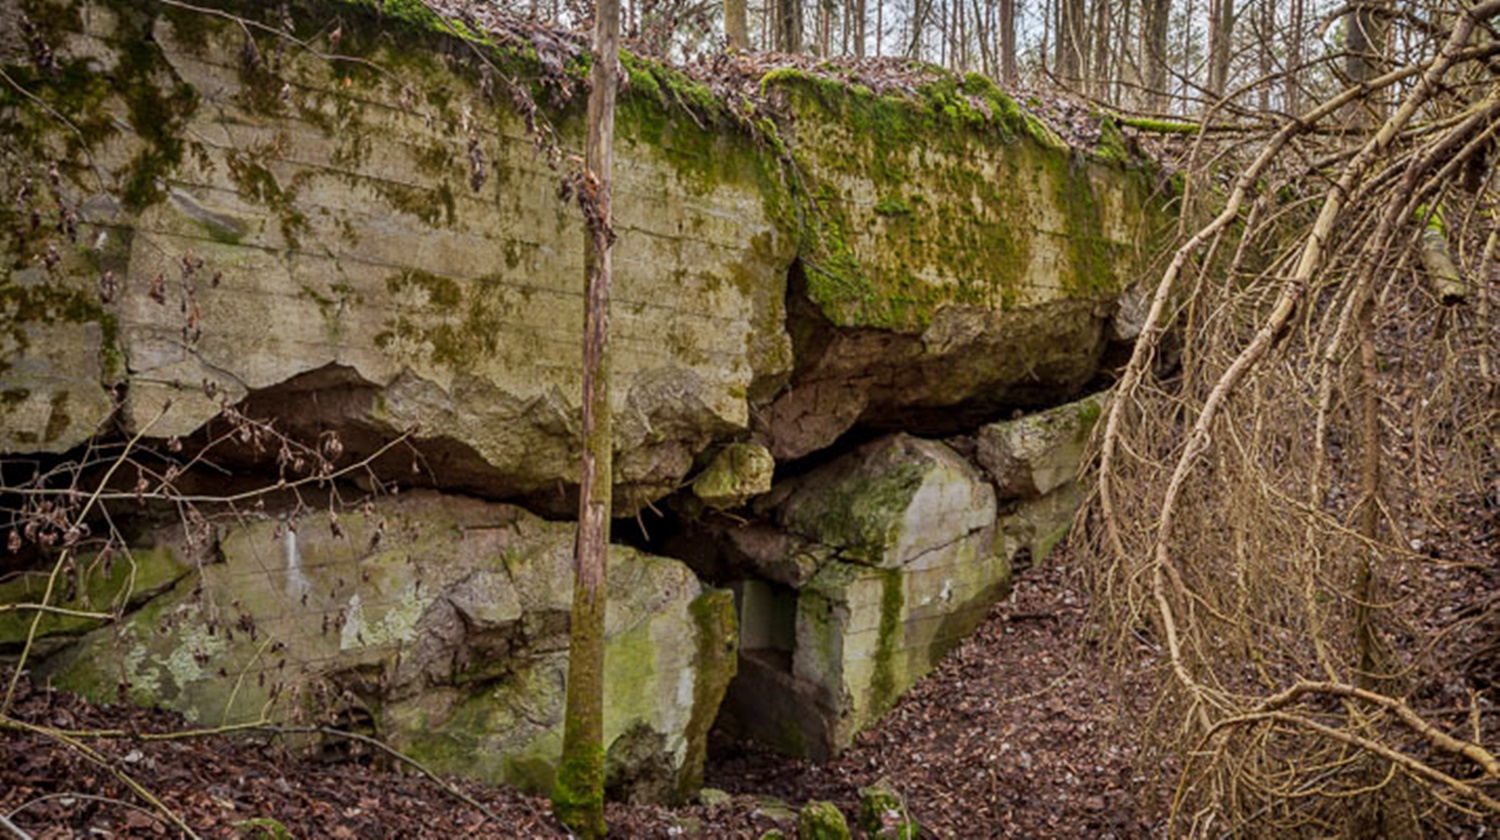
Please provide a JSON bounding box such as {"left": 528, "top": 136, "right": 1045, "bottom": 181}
{"left": 552, "top": 0, "right": 619, "bottom": 835}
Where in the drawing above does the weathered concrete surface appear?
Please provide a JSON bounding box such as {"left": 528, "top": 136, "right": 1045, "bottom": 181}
{"left": 712, "top": 435, "right": 1006, "bottom": 759}
{"left": 2, "top": 0, "right": 1170, "bottom": 509}
{"left": 691, "top": 442, "right": 776, "bottom": 511}
{"left": 0, "top": 0, "right": 1169, "bottom": 792}
{"left": 754, "top": 74, "right": 1167, "bottom": 459}
{"left": 1, "top": 0, "right": 791, "bottom": 510}
{"left": 34, "top": 492, "right": 736, "bottom": 802}
{"left": 972, "top": 391, "right": 1107, "bottom": 500}
{"left": 764, "top": 434, "right": 996, "bottom": 569}
{"left": 705, "top": 399, "right": 1104, "bottom": 758}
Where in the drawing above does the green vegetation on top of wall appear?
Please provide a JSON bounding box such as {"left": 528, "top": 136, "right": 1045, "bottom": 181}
{"left": 3, "top": 0, "right": 1167, "bottom": 392}
{"left": 758, "top": 68, "right": 1157, "bottom": 332}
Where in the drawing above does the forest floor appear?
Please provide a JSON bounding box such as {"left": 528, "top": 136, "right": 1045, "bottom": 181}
{"left": 0, "top": 555, "right": 1161, "bottom": 839}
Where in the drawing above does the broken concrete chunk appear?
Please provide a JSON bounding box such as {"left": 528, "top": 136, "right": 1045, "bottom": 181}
{"left": 34, "top": 491, "right": 735, "bottom": 804}
{"left": 768, "top": 434, "right": 996, "bottom": 569}
{"left": 973, "top": 391, "right": 1107, "bottom": 500}
{"left": 721, "top": 433, "right": 1009, "bottom": 759}
{"left": 692, "top": 442, "right": 776, "bottom": 510}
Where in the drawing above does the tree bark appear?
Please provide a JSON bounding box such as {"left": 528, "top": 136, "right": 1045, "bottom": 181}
{"left": 1090, "top": 0, "right": 1113, "bottom": 99}
{"left": 1116, "top": 0, "right": 1136, "bottom": 105}
{"left": 776, "top": 0, "right": 803, "bottom": 52}
{"left": 1057, "top": 0, "right": 1088, "bottom": 86}
{"left": 853, "top": 0, "right": 865, "bottom": 56}
{"left": 907, "top": 0, "right": 931, "bottom": 59}
{"left": 552, "top": 0, "right": 618, "bottom": 835}
{"left": 1207, "top": 0, "right": 1234, "bottom": 98}
{"left": 726, "top": 0, "right": 749, "bottom": 50}
{"left": 1257, "top": 0, "right": 1271, "bottom": 110}
{"left": 999, "top": 0, "right": 1017, "bottom": 84}
{"left": 1346, "top": 0, "right": 1389, "bottom": 124}
{"left": 1140, "top": 0, "right": 1170, "bottom": 111}
{"left": 1286, "top": 0, "right": 1304, "bottom": 114}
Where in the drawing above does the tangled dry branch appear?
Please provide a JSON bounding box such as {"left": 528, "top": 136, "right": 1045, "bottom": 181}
{"left": 1082, "top": 2, "right": 1500, "bottom": 836}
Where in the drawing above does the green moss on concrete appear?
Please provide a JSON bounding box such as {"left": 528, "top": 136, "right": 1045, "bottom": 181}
{"left": 780, "top": 462, "right": 925, "bottom": 564}
{"left": 0, "top": 546, "right": 189, "bottom": 645}
{"left": 759, "top": 68, "right": 1170, "bottom": 329}
{"left": 615, "top": 58, "right": 789, "bottom": 218}
{"left": 0, "top": 278, "right": 110, "bottom": 375}
{"left": 1047, "top": 155, "right": 1112, "bottom": 297}
{"left": 762, "top": 71, "right": 1042, "bottom": 329}
{"left": 387, "top": 269, "right": 462, "bottom": 308}
{"left": 858, "top": 779, "right": 919, "bottom": 840}
{"left": 798, "top": 800, "right": 852, "bottom": 840}
{"left": 691, "top": 443, "right": 775, "bottom": 510}
{"left": 1094, "top": 116, "right": 1129, "bottom": 166}
{"left": 375, "top": 269, "right": 520, "bottom": 369}
{"left": 679, "top": 589, "right": 738, "bottom": 799}
{"left": 1074, "top": 398, "right": 1103, "bottom": 439}
{"left": 111, "top": 8, "right": 199, "bottom": 209}
{"left": 867, "top": 569, "right": 904, "bottom": 719}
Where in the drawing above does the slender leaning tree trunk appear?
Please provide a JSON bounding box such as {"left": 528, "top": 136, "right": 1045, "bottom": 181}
{"left": 552, "top": 0, "right": 619, "bottom": 835}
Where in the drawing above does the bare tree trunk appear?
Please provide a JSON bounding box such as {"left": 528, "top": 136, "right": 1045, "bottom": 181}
{"left": 1346, "top": 0, "right": 1389, "bottom": 124}
{"left": 1257, "top": 0, "right": 1271, "bottom": 110}
{"left": 1286, "top": 0, "right": 1303, "bottom": 114}
{"left": 1091, "top": 0, "right": 1113, "bottom": 99}
{"left": 908, "top": 0, "right": 930, "bottom": 60}
{"left": 999, "top": 0, "right": 1017, "bottom": 84}
{"left": 822, "top": 0, "right": 834, "bottom": 55}
{"left": 853, "top": 0, "right": 865, "bottom": 56}
{"left": 1180, "top": 0, "right": 1194, "bottom": 111}
{"left": 955, "top": 0, "right": 966, "bottom": 70}
{"left": 1040, "top": 0, "right": 1051, "bottom": 78}
{"left": 1057, "top": 0, "right": 1088, "bottom": 86}
{"left": 1207, "top": 0, "right": 1234, "bottom": 98}
{"left": 875, "top": 0, "right": 883, "bottom": 55}
{"left": 726, "top": 0, "right": 749, "bottom": 49}
{"left": 552, "top": 0, "right": 618, "bottom": 835}
{"left": 842, "top": 0, "right": 850, "bottom": 54}
{"left": 776, "top": 0, "right": 802, "bottom": 51}
{"left": 1122, "top": 0, "right": 1133, "bottom": 102}
{"left": 1140, "top": 0, "right": 1170, "bottom": 111}
{"left": 939, "top": 0, "right": 947, "bottom": 68}
{"left": 1353, "top": 299, "right": 1383, "bottom": 687}
{"left": 972, "top": 0, "right": 993, "bottom": 77}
